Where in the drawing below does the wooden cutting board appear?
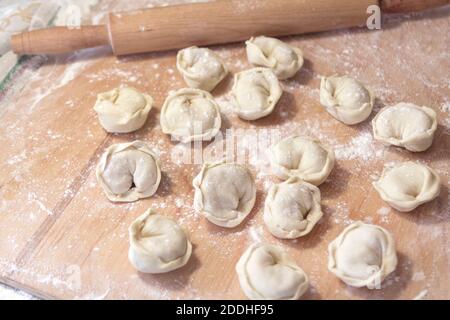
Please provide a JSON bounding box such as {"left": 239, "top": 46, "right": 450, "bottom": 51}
{"left": 0, "top": 3, "right": 449, "bottom": 300}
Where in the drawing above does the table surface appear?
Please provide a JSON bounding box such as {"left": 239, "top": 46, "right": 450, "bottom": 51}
{"left": 0, "top": 1, "right": 449, "bottom": 300}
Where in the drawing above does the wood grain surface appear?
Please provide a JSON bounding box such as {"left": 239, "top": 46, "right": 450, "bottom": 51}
{"left": 0, "top": 1, "right": 449, "bottom": 299}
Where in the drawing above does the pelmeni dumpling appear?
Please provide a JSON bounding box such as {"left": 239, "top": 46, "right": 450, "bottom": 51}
{"left": 245, "top": 36, "right": 304, "bottom": 79}
{"left": 264, "top": 177, "right": 322, "bottom": 239}
{"left": 96, "top": 141, "right": 161, "bottom": 202}
{"left": 320, "top": 75, "right": 374, "bottom": 125}
{"left": 372, "top": 103, "right": 437, "bottom": 152}
{"left": 269, "top": 136, "right": 335, "bottom": 186}
{"left": 94, "top": 87, "right": 153, "bottom": 133}
{"left": 328, "top": 221, "right": 397, "bottom": 289}
{"left": 236, "top": 243, "right": 309, "bottom": 300}
{"left": 128, "top": 209, "right": 192, "bottom": 273}
{"left": 176, "top": 46, "right": 227, "bottom": 92}
{"left": 160, "top": 88, "right": 221, "bottom": 143}
{"left": 232, "top": 67, "right": 282, "bottom": 120}
{"left": 373, "top": 162, "right": 440, "bottom": 212}
{"left": 193, "top": 160, "right": 256, "bottom": 228}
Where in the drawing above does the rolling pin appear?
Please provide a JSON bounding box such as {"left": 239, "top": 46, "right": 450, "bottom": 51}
{"left": 10, "top": 0, "right": 449, "bottom": 56}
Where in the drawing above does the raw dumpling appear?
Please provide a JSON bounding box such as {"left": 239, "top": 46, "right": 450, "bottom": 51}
{"left": 94, "top": 87, "right": 153, "bottom": 133}
{"left": 232, "top": 67, "right": 282, "bottom": 120}
{"left": 245, "top": 36, "right": 304, "bottom": 79}
{"left": 193, "top": 160, "right": 256, "bottom": 228}
{"left": 269, "top": 136, "right": 335, "bottom": 186}
{"left": 372, "top": 103, "right": 437, "bottom": 152}
{"left": 160, "top": 88, "right": 221, "bottom": 143}
{"left": 328, "top": 221, "right": 397, "bottom": 289}
{"left": 128, "top": 209, "right": 192, "bottom": 273}
{"left": 96, "top": 140, "right": 161, "bottom": 202}
{"left": 176, "top": 46, "right": 227, "bottom": 92}
{"left": 236, "top": 243, "right": 309, "bottom": 300}
{"left": 320, "top": 75, "right": 374, "bottom": 125}
{"left": 264, "top": 177, "right": 322, "bottom": 239}
{"left": 373, "top": 162, "right": 440, "bottom": 212}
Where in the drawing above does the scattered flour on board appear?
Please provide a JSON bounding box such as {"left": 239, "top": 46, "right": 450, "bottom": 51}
{"left": 334, "top": 130, "right": 383, "bottom": 161}
{"left": 412, "top": 271, "right": 426, "bottom": 282}
{"left": 377, "top": 207, "right": 391, "bottom": 223}
{"left": 441, "top": 102, "right": 450, "bottom": 132}
{"left": 248, "top": 225, "right": 264, "bottom": 243}
{"left": 327, "top": 201, "right": 352, "bottom": 225}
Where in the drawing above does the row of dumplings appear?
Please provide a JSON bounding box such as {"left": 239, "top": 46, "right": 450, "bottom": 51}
{"left": 91, "top": 36, "right": 441, "bottom": 299}
{"left": 237, "top": 221, "right": 398, "bottom": 299}
{"left": 93, "top": 37, "right": 439, "bottom": 153}
{"left": 96, "top": 138, "right": 332, "bottom": 229}
{"left": 93, "top": 86, "right": 438, "bottom": 152}
{"left": 127, "top": 209, "right": 398, "bottom": 299}
{"left": 93, "top": 36, "right": 301, "bottom": 142}
{"left": 97, "top": 110, "right": 440, "bottom": 215}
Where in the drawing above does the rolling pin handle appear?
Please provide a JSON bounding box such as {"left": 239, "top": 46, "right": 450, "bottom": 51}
{"left": 10, "top": 25, "right": 110, "bottom": 55}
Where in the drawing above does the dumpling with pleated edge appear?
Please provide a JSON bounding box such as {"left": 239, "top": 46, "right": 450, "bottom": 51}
{"left": 176, "top": 46, "right": 227, "bottom": 92}
{"left": 193, "top": 160, "right": 256, "bottom": 228}
{"left": 160, "top": 88, "right": 221, "bottom": 143}
{"left": 232, "top": 67, "right": 282, "bottom": 120}
{"left": 96, "top": 140, "right": 161, "bottom": 202}
{"left": 373, "top": 161, "right": 440, "bottom": 212}
{"left": 328, "top": 221, "right": 398, "bottom": 289}
{"left": 320, "top": 75, "right": 374, "bottom": 125}
{"left": 264, "top": 177, "right": 323, "bottom": 239}
{"left": 94, "top": 87, "right": 153, "bottom": 133}
{"left": 269, "top": 135, "right": 335, "bottom": 186}
{"left": 236, "top": 243, "right": 309, "bottom": 300}
{"left": 245, "top": 36, "right": 304, "bottom": 79}
{"left": 128, "top": 209, "right": 192, "bottom": 273}
{"left": 372, "top": 102, "right": 437, "bottom": 152}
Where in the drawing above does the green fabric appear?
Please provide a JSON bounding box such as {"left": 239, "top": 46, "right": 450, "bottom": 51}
{"left": 0, "top": 55, "right": 27, "bottom": 93}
